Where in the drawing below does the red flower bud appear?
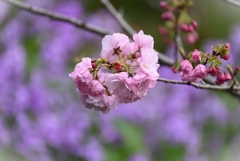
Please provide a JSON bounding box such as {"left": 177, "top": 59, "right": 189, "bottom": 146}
{"left": 207, "top": 66, "right": 221, "bottom": 76}
{"left": 220, "top": 53, "right": 230, "bottom": 60}
{"left": 161, "top": 12, "right": 174, "bottom": 21}
{"left": 171, "top": 66, "right": 178, "bottom": 73}
{"left": 114, "top": 62, "right": 122, "bottom": 72}
{"left": 180, "top": 23, "right": 189, "bottom": 32}
{"left": 91, "top": 63, "right": 97, "bottom": 69}
{"left": 191, "top": 20, "right": 198, "bottom": 29}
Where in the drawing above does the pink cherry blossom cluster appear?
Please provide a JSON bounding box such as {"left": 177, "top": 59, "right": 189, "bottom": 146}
{"left": 69, "top": 31, "right": 159, "bottom": 114}
{"left": 180, "top": 59, "right": 207, "bottom": 82}
{"left": 159, "top": 0, "right": 198, "bottom": 44}
{"left": 172, "top": 44, "right": 234, "bottom": 85}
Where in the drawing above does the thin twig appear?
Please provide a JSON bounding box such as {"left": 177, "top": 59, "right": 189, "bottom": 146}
{"left": 3, "top": 0, "right": 175, "bottom": 66}
{"left": 2, "top": 0, "right": 112, "bottom": 37}
{"left": 100, "top": 0, "right": 136, "bottom": 37}
{"left": 173, "top": 7, "right": 183, "bottom": 62}
{"left": 157, "top": 77, "right": 240, "bottom": 91}
{"left": 224, "top": 0, "right": 240, "bottom": 7}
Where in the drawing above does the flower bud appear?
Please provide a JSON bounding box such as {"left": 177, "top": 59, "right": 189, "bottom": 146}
{"left": 207, "top": 66, "right": 221, "bottom": 76}
{"left": 114, "top": 62, "right": 122, "bottom": 72}
{"left": 188, "top": 25, "right": 195, "bottom": 32}
{"left": 158, "top": 26, "right": 167, "bottom": 35}
{"left": 159, "top": 1, "right": 168, "bottom": 10}
{"left": 224, "top": 73, "right": 231, "bottom": 81}
{"left": 185, "top": 32, "right": 198, "bottom": 44}
{"left": 161, "top": 12, "right": 174, "bottom": 21}
{"left": 192, "top": 49, "right": 201, "bottom": 61}
{"left": 194, "top": 64, "right": 207, "bottom": 79}
{"left": 214, "top": 72, "right": 232, "bottom": 84}
{"left": 225, "top": 43, "right": 230, "bottom": 49}
{"left": 215, "top": 73, "right": 225, "bottom": 85}
{"left": 171, "top": 66, "right": 178, "bottom": 73}
{"left": 180, "top": 23, "right": 189, "bottom": 32}
{"left": 220, "top": 53, "right": 230, "bottom": 60}
{"left": 191, "top": 20, "right": 198, "bottom": 29}
{"left": 180, "top": 60, "right": 193, "bottom": 73}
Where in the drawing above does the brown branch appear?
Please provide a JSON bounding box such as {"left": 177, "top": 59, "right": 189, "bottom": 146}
{"left": 3, "top": 0, "right": 240, "bottom": 99}
{"left": 173, "top": 7, "right": 183, "bottom": 62}
{"left": 157, "top": 77, "right": 240, "bottom": 91}
{"left": 2, "top": 0, "right": 113, "bottom": 37}
{"left": 100, "top": 0, "right": 136, "bottom": 37}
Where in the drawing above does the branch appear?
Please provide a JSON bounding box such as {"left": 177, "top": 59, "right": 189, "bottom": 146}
{"left": 224, "top": 0, "right": 240, "bottom": 7}
{"left": 157, "top": 77, "right": 240, "bottom": 91}
{"left": 100, "top": 0, "right": 136, "bottom": 37}
{"left": 3, "top": 0, "right": 240, "bottom": 99}
{"left": 3, "top": 0, "right": 174, "bottom": 66}
{"left": 173, "top": 7, "right": 183, "bottom": 62}
{"left": 2, "top": 0, "right": 113, "bottom": 37}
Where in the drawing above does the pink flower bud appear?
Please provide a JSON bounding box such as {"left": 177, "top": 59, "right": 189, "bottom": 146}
{"left": 194, "top": 64, "right": 207, "bottom": 79}
{"left": 159, "top": 1, "right": 168, "bottom": 10}
{"left": 214, "top": 73, "right": 231, "bottom": 84}
{"left": 224, "top": 73, "right": 231, "bottom": 81}
{"left": 191, "top": 20, "right": 198, "bottom": 29}
{"left": 180, "top": 23, "right": 189, "bottom": 32}
{"left": 180, "top": 71, "right": 198, "bottom": 82}
{"left": 180, "top": 60, "right": 193, "bottom": 73}
{"left": 225, "top": 43, "right": 230, "bottom": 49}
{"left": 185, "top": 32, "right": 199, "bottom": 44}
{"left": 171, "top": 66, "right": 178, "bottom": 73}
{"left": 188, "top": 25, "right": 195, "bottom": 32}
{"left": 220, "top": 53, "right": 230, "bottom": 60}
{"left": 215, "top": 73, "right": 225, "bottom": 85}
{"left": 207, "top": 66, "right": 221, "bottom": 76}
{"left": 192, "top": 49, "right": 201, "bottom": 61}
{"left": 158, "top": 26, "right": 167, "bottom": 35}
{"left": 161, "top": 12, "right": 174, "bottom": 21}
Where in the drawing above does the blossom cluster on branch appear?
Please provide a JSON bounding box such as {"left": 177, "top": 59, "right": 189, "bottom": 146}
{"left": 159, "top": 0, "right": 198, "bottom": 44}
{"left": 70, "top": 31, "right": 159, "bottom": 113}
{"left": 171, "top": 43, "right": 239, "bottom": 85}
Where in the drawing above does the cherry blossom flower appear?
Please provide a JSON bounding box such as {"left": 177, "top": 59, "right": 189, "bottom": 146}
{"left": 70, "top": 31, "right": 160, "bottom": 113}
{"left": 180, "top": 60, "right": 193, "bottom": 73}
{"left": 194, "top": 64, "right": 207, "bottom": 79}
{"left": 133, "top": 31, "right": 154, "bottom": 49}
{"left": 101, "top": 33, "right": 130, "bottom": 62}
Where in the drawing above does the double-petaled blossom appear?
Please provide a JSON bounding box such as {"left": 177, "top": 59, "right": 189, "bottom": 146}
{"left": 69, "top": 58, "right": 119, "bottom": 114}
{"left": 180, "top": 60, "right": 207, "bottom": 82}
{"left": 180, "top": 60, "right": 197, "bottom": 82}
{"left": 215, "top": 73, "right": 232, "bottom": 85}
{"left": 101, "top": 33, "right": 130, "bottom": 62}
{"left": 194, "top": 64, "right": 207, "bottom": 79}
{"left": 70, "top": 31, "right": 159, "bottom": 113}
{"left": 133, "top": 30, "right": 154, "bottom": 49}
{"left": 180, "top": 60, "right": 193, "bottom": 73}
{"left": 207, "top": 66, "right": 221, "bottom": 76}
